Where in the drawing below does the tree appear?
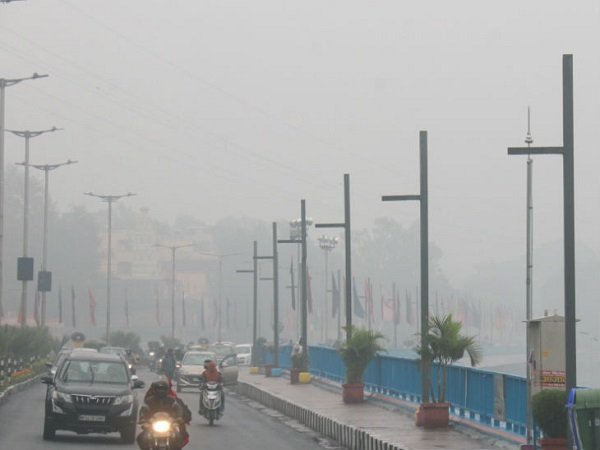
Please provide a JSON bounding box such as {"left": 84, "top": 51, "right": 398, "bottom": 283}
{"left": 416, "top": 314, "right": 481, "bottom": 403}
{"left": 109, "top": 330, "right": 142, "bottom": 352}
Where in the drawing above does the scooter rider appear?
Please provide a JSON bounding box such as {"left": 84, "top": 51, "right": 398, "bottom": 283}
{"left": 137, "top": 380, "right": 187, "bottom": 450}
{"left": 199, "top": 360, "right": 224, "bottom": 413}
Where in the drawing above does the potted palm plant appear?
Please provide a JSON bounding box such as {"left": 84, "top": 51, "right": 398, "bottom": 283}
{"left": 415, "top": 314, "right": 481, "bottom": 427}
{"left": 531, "top": 389, "right": 568, "bottom": 450}
{"left": 338, "top": 326, "right": 385, "bottom": 403}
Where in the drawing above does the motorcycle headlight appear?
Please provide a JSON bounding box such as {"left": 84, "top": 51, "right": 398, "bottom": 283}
{"left": 114, "top": 394, "right": 133, "bottom": 405}
{"left": 52, "top": 391, "right": 72, "bottom": 403}
{"left": 152, "top": 420, "right": 171, "bottom": 433}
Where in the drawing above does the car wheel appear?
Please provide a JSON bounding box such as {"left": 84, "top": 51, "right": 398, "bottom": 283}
{"left": 43, "top": 416, "right": 56, "bottom": 440}
{"left": 120, "top": 422, "right": 136, "bottom": 444}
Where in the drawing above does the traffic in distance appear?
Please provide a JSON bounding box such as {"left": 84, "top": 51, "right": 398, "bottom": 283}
{"left": 38, "top": 333, "right": 255, "bottom": 449}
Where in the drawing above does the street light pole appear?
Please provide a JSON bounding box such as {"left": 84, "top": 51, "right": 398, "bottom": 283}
{"left": 9, "top": 127, "right": 62, "bottom": 326}
{"left": 194, "top": 251, "right": 241, "bottom": 342}
{"left": 382, "top": 131, "right": 430, "bottom": 404}
{"left": 24, "top": 160, "right": 76, "bottom": 326}
{"left": 318, "top": 235, "right": 338, "bottom": 343}
{"left": 236, "top": 241, "right": 258, "bottom": 365}
{"left": 315, "top": 174, "right": 352, "bottom": 343}
{"left": 154, "top": 243, "right": 195, "bottom": 339}
{"left": 0, "top": 72, "right": 48, "bottom": 322}
{"left": 508, "top": 55, "right": 577, "bottom": 446}
{"left": 84, "top": 192, "right": 135, "bottom": 344}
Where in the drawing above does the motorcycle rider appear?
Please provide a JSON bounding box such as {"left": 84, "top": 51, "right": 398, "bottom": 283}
{"left": 137, "top": 380, "right": 188, "bottom": 450}
{"left": 199, "top": 360, "right": 224, "bottom": 413}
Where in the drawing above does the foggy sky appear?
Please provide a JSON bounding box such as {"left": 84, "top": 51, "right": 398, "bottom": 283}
{"left": 2, "top": 0, "right": 599, "bottom": 285}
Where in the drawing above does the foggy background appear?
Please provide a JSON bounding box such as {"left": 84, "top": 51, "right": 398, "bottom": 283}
{"left": 2, "top": 1, "right": 600, "bottom": 381}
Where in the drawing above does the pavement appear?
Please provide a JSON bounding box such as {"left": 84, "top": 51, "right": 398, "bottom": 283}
{"left": 237, "top": 369, "right": 524, "bottom": 450}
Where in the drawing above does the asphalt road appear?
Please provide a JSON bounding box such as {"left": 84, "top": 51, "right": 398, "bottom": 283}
{"left": 0, "top": 372, "right": 337, "bottom": 450}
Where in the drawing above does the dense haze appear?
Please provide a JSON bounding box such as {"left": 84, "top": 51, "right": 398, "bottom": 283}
{"left": 2, "top": 1, "right": 600, "bottom": 372}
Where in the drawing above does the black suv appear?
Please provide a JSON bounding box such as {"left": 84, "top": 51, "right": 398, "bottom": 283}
{"left": 41, "top": 351, "right": 145, "bottom": 442}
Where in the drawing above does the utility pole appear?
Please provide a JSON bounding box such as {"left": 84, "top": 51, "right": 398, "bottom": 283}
{"left": 508, "top": 55, "right": 576, "bottom": 446}
{"left": 0, "top": 73, "right": 48, "bottom": 322}
{"left": 24, "top": 160, "right": 76, "bottom": 326}
{"left": 84, "top": 192, "right": 135, "bottom": 344}
{"left": 382, "top": 131, "right": 430, "bottom": 404}
{"left": 9, "top": 127, "right": 62, "bottom": 325}
{"left": 236, "top": 241, "right": 258, "bottom": 365}
{"left": 315, "top": 174, "right": 353, "bottom": 343}
{"left": 155, "top": 243, "right": 195, "bottom": 339}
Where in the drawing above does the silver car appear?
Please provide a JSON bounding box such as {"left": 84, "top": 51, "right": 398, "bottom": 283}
{"left": 175, "top": 351, "right": 216, "bottom": 392}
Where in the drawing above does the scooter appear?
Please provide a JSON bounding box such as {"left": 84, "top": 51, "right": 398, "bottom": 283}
{"left": 199, "top": 382, "right": 223, "bottom": 425}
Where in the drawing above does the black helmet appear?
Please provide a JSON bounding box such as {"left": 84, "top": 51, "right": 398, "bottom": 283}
{"left": 151, "top": 380, "right": 169, "bottom": 398}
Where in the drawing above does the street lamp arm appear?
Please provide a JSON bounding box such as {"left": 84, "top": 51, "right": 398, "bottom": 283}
{"left": 1, "top": 73, "right": 49, "bottom": 87}
{"left": 6, "top": 127, "right": 63, "bottom": 138}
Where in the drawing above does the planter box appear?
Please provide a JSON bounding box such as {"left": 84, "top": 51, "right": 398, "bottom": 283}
{"left": 249, "top": 366, "right": 260, "bottom": 375}
{"left": 415, "top": 402, "right": 450, "bottom": 428}
{"left": 538, "top": 438, "right": 568, "bottom": 450}
{"left": 342, "top": 383, "right": 364, "bottom": 403}
{"left": 271, "top": 368, "right": 282, "bottom": 377}
{"left": 298, "top": 372, "right": 311, "bottom": 384}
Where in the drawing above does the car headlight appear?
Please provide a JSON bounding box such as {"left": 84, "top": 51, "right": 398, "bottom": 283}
{"left": 152, "top": 420, "right": 171, "bottom": 433}
{"left": 114, "top": 394, "right": 133, "bottom": 405}
{"left": 52, "top": 391, "right": 72, "bottom": 403}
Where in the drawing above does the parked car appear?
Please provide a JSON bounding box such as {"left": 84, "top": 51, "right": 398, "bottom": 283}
{"left": 235, "top": 343, "right": 252, "bottom": 366}
{"left": 175, "top": 350, "right": 216, "bottom": 392}
{"left": 41, "top": 351, "right": 144, "bottom": 442}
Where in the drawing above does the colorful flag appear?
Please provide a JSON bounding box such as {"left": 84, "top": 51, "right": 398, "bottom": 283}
{"left": 34, "top": 289, "right": 40, "bottom": 327}
{"left": 71, "top": 286, "right": 76, "bottom": 328}
{"left": 124, "top": 288, "right": 129, "bottom": 328}
{"left": 352, "top": 278, "right": 365, "bottom": 319}
{"left": 406, "top": 290, "right": 414, "bottom": 325}
{"left": 88, "top": 288, "right": 97, "bottom": 326}
{"left": 290, "top": 258, "right": 296, "bottom": 311}
{"left": 393, "top": 285, "right": 401, "bottom": 325}
{"left": 58, "top": 285, "right": 63, "bottom": 324}
{"left": 331, "top": 273, "right": 339, "bottom": 318}
{"left": 364, "top": 278, "right": 374, "bottom": 321}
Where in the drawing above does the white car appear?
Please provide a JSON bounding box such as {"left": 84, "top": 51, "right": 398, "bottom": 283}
{"left": 235, "top": 343, "right": 252, "bottom": 366}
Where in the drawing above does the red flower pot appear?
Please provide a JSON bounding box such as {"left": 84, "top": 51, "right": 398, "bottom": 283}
{"left": 538, "top": 438, "right": 568, "bottom": 450}
{"left": 415, "top": 402, "right": 450, "bottom": 428}
{"left": 342, "top": 383, "right": 364, "bottom": 403}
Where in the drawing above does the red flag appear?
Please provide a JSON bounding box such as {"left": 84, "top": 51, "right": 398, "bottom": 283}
{"left": 331, "top": 273, "right": 339, "bottom": 318}
{"left": 88, "top": 288, "right": 97, "bottom": 326}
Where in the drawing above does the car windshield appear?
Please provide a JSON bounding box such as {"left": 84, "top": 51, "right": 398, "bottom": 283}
{"left": 236, "top": 346, "right": 251, "bottom": 354}
{"left": 59, "top": 360, "right": 129, "bottom": 384}
{"left": 183, "top": 353, "right": 214, "bottom": 365}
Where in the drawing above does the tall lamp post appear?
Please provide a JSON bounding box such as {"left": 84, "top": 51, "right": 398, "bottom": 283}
{"left": 194, "top": 251, "right": 241, "bottom": 343}
{"left": 155, "top": 243, "right": 196, "bottom": 339}
{"left": 382, "top": 131, "right": 430, "bottom": 404}
{"left": 317, "top": 235, "right": 338, "bottom": 343}
{"left": 0, "top": 72, "right": 48, "bottom": 321}
{"left": 9, "top": 126, "right": 62, "bottom": 325}
{"left": 23, "top": 160, "right": 76, "bottom": 326}
{"left": 84, "top": 192, "right": 135, "bottom": 344}
{"left": 236, "top": 241, "right": 258, "bottom": 366}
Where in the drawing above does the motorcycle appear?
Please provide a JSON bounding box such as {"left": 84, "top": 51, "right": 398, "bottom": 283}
{"left": 140, "top": 411, "right": 184, "bottom": 450}
{"left": 199, "top": 382, "right": 223, "bottom": 425}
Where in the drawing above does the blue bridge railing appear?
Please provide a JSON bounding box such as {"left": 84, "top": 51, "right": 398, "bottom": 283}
{"left": 264, "top": 344, "right": 526, "bottom": 438}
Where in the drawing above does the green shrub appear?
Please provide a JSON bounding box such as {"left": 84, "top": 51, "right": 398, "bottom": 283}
{"left": 531, "top": 389, "right": 568, "bottom": 439}
{"left": 338, "top": 326, "right": 385, "bottom": 384}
